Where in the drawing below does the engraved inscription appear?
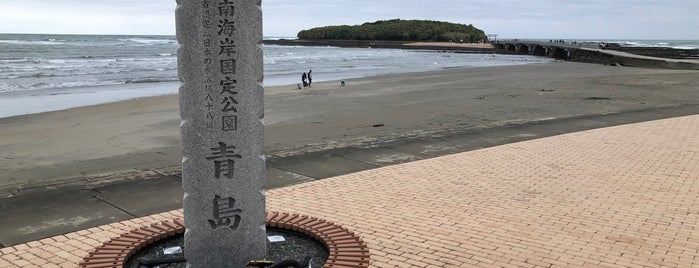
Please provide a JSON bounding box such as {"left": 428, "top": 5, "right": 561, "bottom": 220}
{"left": 218, "top": 0, "right": 235, "bottom": 16}
{"left": 204, "top": 58, "right": 213, "bottom": 75}
{"left": 206, "top": 113, "right": 215, "bottom": 130}
{"left": 220, "top": 59, "right": 236, "bottom": 74}
{"left": 219, "top": 38, "right": 236, "bottom": 56}
{"left": 202, "top": 10, "right": 212, "bottom": 29}
{"left": 221, "top": 96, "right": 238, "bottom": 113}
{"left": 222, "top": 115, "right": 237, "bottom": 131}
{"left": 200, "top": 0, "right": 239, "bottom": 132}
{"left": 217, "top": 19, "right": 236, "bottom": 37}
{"left": 220, "top": 76, "right": 238, "bottom": 114}
{"left": 181, "top": 0, "right": 265, "bottom": 264}
{"left": 203, "top": 32, "right": 216, "bottom": 131}
{"left": 208, "top": 195, "right": 242, "bottom": 230}
{"left": 220, "top": 77, "right": 238, "bottom": 94}
{"left": 206, "top": 142, "right": 242, "bottom": 179}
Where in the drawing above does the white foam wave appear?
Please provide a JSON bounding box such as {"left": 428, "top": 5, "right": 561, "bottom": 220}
{"left": 0, "top": 40, "right": 64, "bottom": 45}
{"left": 119, "top": 38, "right": 176, "bottom": 45}
{"left": 672, "top": 45, "right": 699, "bottom": 50}
{"left": 125, "top": 78, "right": 179, "bottom": 84}
{"left": 263, "top": 36, "right": 297, "bottom": 40}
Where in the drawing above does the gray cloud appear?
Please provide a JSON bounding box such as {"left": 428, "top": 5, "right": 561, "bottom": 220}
{"left": 0, "top": 0, "right": 176, "bottom": 34}
{"left": 263, "top": 0, "right": 699, "bottom": 39}
{"left": 0, "top": 0, "right": 696, "bottom": 39}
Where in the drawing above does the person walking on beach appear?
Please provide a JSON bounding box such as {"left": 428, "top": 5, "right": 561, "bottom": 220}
{"left": 307, "top": 70, "right": 312, "bottom": 87}
{"left": 302, "top": 72, "right": 308, "bottom": 88}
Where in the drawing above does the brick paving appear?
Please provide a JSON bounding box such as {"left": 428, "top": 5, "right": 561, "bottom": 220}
{"left": 1, "top": 115, "right": 698, "bottom": 267}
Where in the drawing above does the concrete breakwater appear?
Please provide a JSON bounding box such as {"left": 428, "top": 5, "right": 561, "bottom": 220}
{"left": 571, "top": 48, "right": 699, "bottom": 70}
{"left": 609, "top": 47, "right": 699, "bottom": 59}
{"left": 494, "top": 41, "right": 699, "bottom": 70}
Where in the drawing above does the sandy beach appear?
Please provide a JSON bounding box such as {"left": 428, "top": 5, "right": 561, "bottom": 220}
{"left": 1, "top": 62, "right": 698, "bottom": 191}
{"left": 404, "top": 42, "right": 494, "bottom": 49}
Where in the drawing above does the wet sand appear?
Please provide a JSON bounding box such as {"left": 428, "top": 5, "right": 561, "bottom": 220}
{"left": 404, "top": 42, "right": 494, "bottom": 49}
{"left": 1, "top": 62, "right": 698, "bottom": 191}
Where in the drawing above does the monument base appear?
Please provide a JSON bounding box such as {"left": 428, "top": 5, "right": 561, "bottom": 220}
{"left": 78, "top": 212, "right": 370, "bottom": 268}
{"left": 124, "top": 227, "right": 329, "bottom": 268}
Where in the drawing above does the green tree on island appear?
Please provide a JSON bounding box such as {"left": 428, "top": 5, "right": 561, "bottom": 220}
{"left": 297, "top": 19, "right": 488, "bottom": 42}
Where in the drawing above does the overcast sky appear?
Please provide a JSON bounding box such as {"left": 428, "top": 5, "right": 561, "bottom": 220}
{"left": 0, "top": 0, "right": 697, "bottom": 39}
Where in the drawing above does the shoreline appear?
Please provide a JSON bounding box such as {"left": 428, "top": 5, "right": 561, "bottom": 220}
{"left": 0, "top": 57, "right": 550, "bottom": 119}
{"left": 2, "top": 62, "right": 698, "bottom": 192}
{"left": 6, "top": 39, "right": 695, "bottom": 119}
{"left": 263, "top": 39, "right": 502, "bottom": 54}
{"left": 0, "top": 81, "right": 180, "bottom": 119}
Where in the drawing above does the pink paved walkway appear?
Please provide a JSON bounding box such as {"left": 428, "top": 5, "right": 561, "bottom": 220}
{"left": 1, "top": 115, "right": 698, "bottom": 267}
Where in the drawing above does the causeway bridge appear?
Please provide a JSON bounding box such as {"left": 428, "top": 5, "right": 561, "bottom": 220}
{"left": 494, "top": 40, "right": 699, "bottom": 70}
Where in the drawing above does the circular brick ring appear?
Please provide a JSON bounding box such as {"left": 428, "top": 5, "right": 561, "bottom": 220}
{"left": 79, "top": 212, "right": 370, "bottom": 268}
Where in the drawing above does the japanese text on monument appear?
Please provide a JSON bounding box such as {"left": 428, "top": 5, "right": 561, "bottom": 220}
{"left": 179, "top": 0, "right": 266, "bottom": 265}
{"left": 202, "top": 0, "right": 239, "bottom": 133}
{"left": 201, "top": 0, "right": 243, "bottom": 230}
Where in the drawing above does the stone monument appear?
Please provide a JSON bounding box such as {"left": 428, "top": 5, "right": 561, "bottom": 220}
{"left": 176, "top": 0, "right": 265, "bottom": 266}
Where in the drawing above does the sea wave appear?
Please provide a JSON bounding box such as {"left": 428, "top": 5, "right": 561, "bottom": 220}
{"left": 0, "top": 76, "right": 178, "bottom": 93}
{"left": 577, "top": 40, "right": 699, "bottom": 50}
{"left": 2, "top": 57, "right": 114, "bottom": 65}
{"left": 0, "top": 39, "right": 65, "bottom": 45}
{"left": 263, "top": 37, "right": 297, "bottom": 41}
{"left": 0, "top": 58, "right": 32, "bottom": 64}
{"left": 22, "top": 73, "right": 59, "bottom": 78}
{"left": 119, "top": 38, "right": 176, "bottom": 45}
{"left": 129, "top": 67, "right": 177, "bottom": 72}
{"left": 125, "top": 78, "right": 179, "bottom": 84}
{"left": 0, "top": 80, "right": 119, "bottom": 93}
{"left": 672, "top": 46, "right": 699, "bottom": 50}
{"left": 619, "top": 41, "right": 698, "bottom": 49}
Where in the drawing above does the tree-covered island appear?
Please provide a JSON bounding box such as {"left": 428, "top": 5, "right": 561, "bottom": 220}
{"left": 297, "top": 19, "right": 488, "bottom": 43}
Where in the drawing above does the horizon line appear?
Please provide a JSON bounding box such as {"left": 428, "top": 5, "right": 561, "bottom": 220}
{"left": 0, "top": 32, "right": 698, "bottom": 41}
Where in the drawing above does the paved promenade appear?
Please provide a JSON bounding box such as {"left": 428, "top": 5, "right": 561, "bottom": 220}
{"left": 1, "top": 115, "right": 698, "bottom": 267}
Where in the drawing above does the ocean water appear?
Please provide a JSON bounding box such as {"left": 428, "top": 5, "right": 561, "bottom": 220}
{"left": 263, "top": 45, "right": 551, "bottom": 86}
{"left": 0, "top": 34, "right": 179, "bottom": 93}
{"left": 4, "top": 34, "right": 693, "bottom": 118}
{"left": 0, "top": 34, "right": 552, "bottom": 118}
{"left": 582, "top": 39, "right": 699, "bottom": 50}
{"left": 524, "top": 39, "right": 699, "bottom": 50}
{"left": 0, "top": 34, "right": 549, "bottom": 93}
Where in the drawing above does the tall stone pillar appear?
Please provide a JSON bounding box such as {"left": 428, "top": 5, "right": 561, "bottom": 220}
{"left": 176, "top": 0, "right": 265, "bottom": 266}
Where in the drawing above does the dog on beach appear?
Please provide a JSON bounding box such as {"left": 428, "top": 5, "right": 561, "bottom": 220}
{"left": 341, "top": 81, "right": 345, "bottom": 87}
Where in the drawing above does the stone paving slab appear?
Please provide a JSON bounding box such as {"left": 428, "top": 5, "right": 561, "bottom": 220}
{"left": 268, "top": 150, "right": 381, "bottom": 179}
{"left": 335, "top": 146, "right": 433, "bottom": 166}
{"left": 264, "top": 166, "right": 315, "bottom": 189}
{"left": 1, "top": 115, "right": 698, "bottom": 267}
{"left": 0, "top": 189, "right": 133, "bottom": 248}
{"left": 92, "top": 175, "right": 183, "bottom": 217}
